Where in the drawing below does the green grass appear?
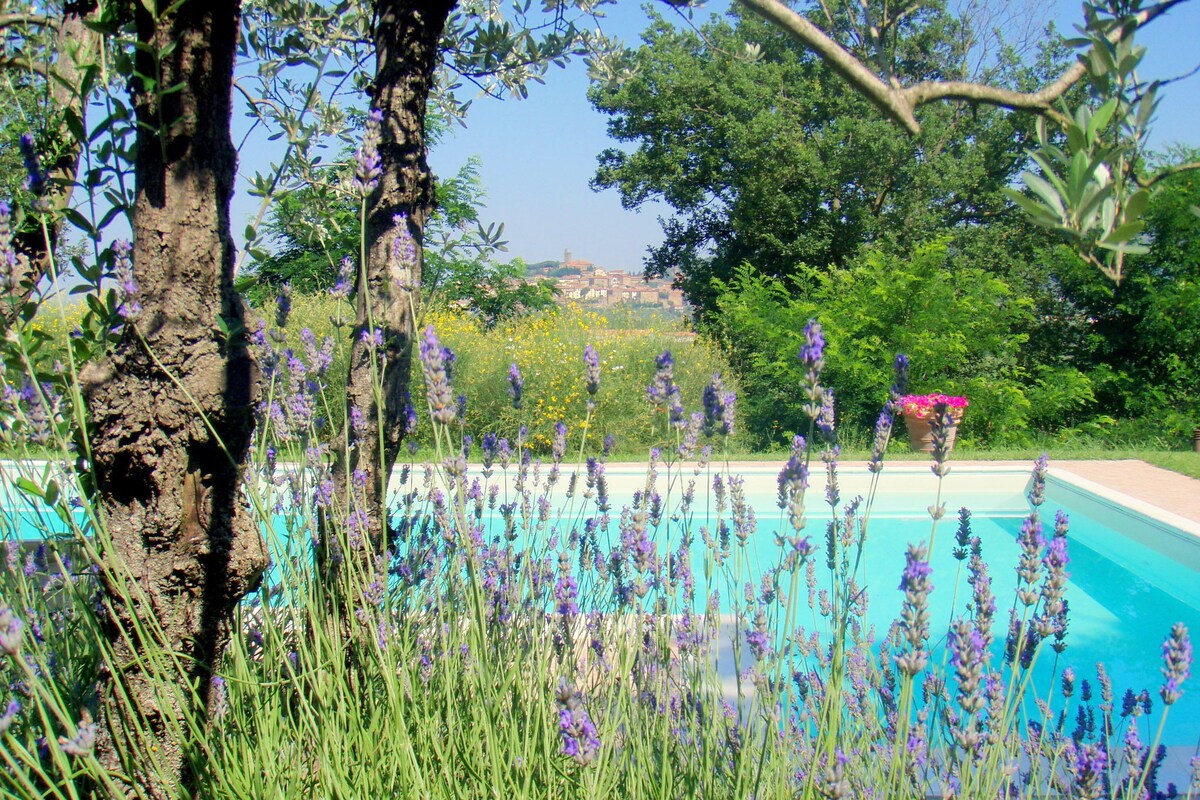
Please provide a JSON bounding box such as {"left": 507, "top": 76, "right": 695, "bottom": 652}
{"left": 1141, "top": 450, "right": 1200, "bottom": 480}
{"left": 598, "top": 443, "right": 1200, "bottom": 478}
{"left": 6, "top": 443, "right": 1200, "bottom": 480}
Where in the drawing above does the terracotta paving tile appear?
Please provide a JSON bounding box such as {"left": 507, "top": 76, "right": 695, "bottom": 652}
{"left": 1051, "top": 459, "right": 1200, "bottom": 526}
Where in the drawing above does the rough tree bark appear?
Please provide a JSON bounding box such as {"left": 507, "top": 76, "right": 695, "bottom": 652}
{"left": 1, "top": 1, "right": 100, "bottom": 329}
{"left": 78, "top": 0, "right": 265, "bottom": 794}
{"left": 330, "top": 0, "right": 457, "bottom": 560}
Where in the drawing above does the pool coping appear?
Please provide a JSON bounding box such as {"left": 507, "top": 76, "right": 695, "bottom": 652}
{"left": 600, "top": 458, "right": 1200, "bottom": 538}
{"left": 4, "top": 457, "right": 1199, "bottom": 536}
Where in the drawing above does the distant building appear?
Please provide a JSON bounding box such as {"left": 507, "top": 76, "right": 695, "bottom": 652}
{"left": 523, "top": 250, "right": 689, "bottom": 314}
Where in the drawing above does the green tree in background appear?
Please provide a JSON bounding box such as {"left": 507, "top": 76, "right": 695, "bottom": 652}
{"left": 244, "top": 148, "right": 555, "bottom": 325}
{"left": 1044, "top": 146, "right": 1200, "bottom": 439}
{"left": 590, "top": 4, "right": 1061, "bottom": 317}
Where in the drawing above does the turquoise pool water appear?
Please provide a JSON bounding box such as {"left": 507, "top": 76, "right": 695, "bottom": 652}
{"left": 743, "top": 504, "right": 1200, "bottom": 748}
{"left": 5, "top": 464, "right": 1199, "bottom": 752}
{"left": 449, "top": 465, "right": 1200, "bottom": 749}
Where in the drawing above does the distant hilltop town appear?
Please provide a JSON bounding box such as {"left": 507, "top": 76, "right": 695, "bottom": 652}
{"left": 525, "top": 250, "right": 688, "bottom": 313}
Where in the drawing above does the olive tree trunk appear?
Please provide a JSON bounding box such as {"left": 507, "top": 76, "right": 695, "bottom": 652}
{"left": 330, "top": 0, "right": 456, "bottom": 559}
{"left": 79, "top": 0, "right": 265, "bottom": 793}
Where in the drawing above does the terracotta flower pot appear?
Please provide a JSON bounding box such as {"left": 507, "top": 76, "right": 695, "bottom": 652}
{"left": 903, "top": 410, "right": 963, "bottom": 453}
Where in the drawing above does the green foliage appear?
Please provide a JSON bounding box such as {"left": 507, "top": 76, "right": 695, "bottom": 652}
{"left": 1024, "top": 365, "right": 1098, "bottom": 431}
{"left": 1006, "top": 0, "right": 1168, "bottom": 283}
{"left": 713, "top": 241, "right": 1036, "bottom": 446}
{"left": 1035, "top": 148, "right": 1200, "bottom": 441}
{"left": 421, "top": 303, "right": 741, "bottom": 453}
{"left": 434, "top": 257, "right": 558, "bottom": 328}
{"left": 589, "top": 5, "right": 1055, "bottom": 317}
{"left": 243, "top": 151, "right": 553, "bottom": 325}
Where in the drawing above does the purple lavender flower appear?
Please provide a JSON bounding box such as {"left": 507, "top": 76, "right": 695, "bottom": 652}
{"left": 554, "top": 572, "right": 580, "bottom": 621}
{"left": 210, "top": 675, "right": 229, "bottom": 719}
{"left": 353, "top": 109, "right": 383, "bottom": 197}
{"left": 678, "top": 411, "right": 703, "bottom": 459}
{"left": 0, "top": 699, "right": 17, "bottom": 735}
{"left": 313, "top": 478, "right": 334, "bottom": 509}
{"left": 1015, "top": 515, "right": 1044, "bottom": 607}
{"left": 349, "top": 406, "right": 368, "bottom": 438}
{"left": 419, "top": 326, "right": 457, "bottom": 425}
{"left": 816, "top": 389, "right": 836, "bottom": 444}
{"left": 746, "top": 606, "right": 772, "bottom": 660}
{"left": 1062, "top": 667, "right": 1076, "bottom": 698}
{"left": 1161, "top": 623, "right": 1192, "bottom": 705}
{"left": 19, "top": 133, "right": 47, "bottom": 196}
{"left": 481, "top": 432, "right": 499, "bottom": 473}
{"left": 866, "top": 409, "right": 893, "bottom": 474}
{"left": 1029, "top": 453, "right": 1049, "bottom": 507}
{"left": 949, "top": 618, "right": 986, "bottom": 714}
{"left": 823, "top": 444, "right": 840, "bottom": 509}
{"left": 1, "top": 202, "right": 17, "bottom": 292}
{"left": 798, "top": 320, "right": 827, "bottom": 421}
{"left": 275, "top": 283, "right": 292, "bottom": 328}
{"left": 111, "top": 240, "right": 141, "bottom": 321}
{"left": 776, "top": 455, "right": 809, "bottom": 534}
{"left": 967, "top": 551, "right": 995, "bottom": 652}
{"left": 552, "top": 421, "right": 568, "bottom": 464}
{"left": 401, "top": 397, "right": 418, "bottom": 438}
{"left": 952, "top": 507, "right": 972, "bottom": 561}
{"left": 587, "top": 457, "right": 609, "bottom": 511}
{"left": 1035, "top": 535, "right": 1069, "bottom": 639}
{"left": 928, "top": 402, "right": 955, "bottom": 478}
{"left": 671, "top": 541, "right": 694, "bottom": 602}
{"left": 818, "top": 752, "right": 852, "bottom": 799}
{"left": 702, "top": 373, "right": 735, "bottom": 437}
{"left": 58, "top": 720, "right": 97, "bottom": 757}
{"left": 0, "top": 605, "right": 23, "bottom": 656}
{"left": 507, "top": 363, "right": 523, "bottom": 410}
{"left": 360, "top": 327, "right": 384, "bottom": 348}
{"left": 895, "top": 543, "right": 933, "bottom": 676}
{"left": 556, "top": 680, "right": 601, "bottom": 766}
{"left": 798, "top": 319, "right": 825, "bottom": 370}
{"left": 1064, "top": 742, "right": 1106, "bottom": 798}
{"left": 647, "top": 350, "right": 684, "bottom": 427}
{"left": 583, "top": 344, "right": 601, "bottom": 398}
{"left": 331, "top": 256, "right": 353, "bottom": 298}
{"left": 392, "top": 213, "right": 418, "bottom": 282}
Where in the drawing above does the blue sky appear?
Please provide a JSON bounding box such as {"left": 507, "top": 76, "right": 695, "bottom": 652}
{"left": 420, "top": 0, "right": 1200, "bottom": 274}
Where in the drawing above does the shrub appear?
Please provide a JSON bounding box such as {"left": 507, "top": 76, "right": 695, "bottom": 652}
{"left": 712, "top": 240, "right": 1036, "bottom": 447}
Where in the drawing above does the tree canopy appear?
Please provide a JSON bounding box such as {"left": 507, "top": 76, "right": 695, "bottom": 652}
{"left": 590, "top": 4, "right": 1063, "bottom": 316}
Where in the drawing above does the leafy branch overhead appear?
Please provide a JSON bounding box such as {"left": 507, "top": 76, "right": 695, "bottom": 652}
{"left": 734, "top": 0, "right": 1198, "bottom": 282}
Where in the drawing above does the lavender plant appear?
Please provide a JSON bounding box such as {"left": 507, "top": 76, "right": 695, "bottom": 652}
{"left": 3, "top": 184, "right": 1198, "bottom": 799}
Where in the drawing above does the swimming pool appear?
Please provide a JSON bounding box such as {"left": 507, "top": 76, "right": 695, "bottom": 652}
{"left": 5, "top": 459, "right": 1199, "bottom": 759}
{"left": 578, "top": 463, "right": 1200, "bottom": 748}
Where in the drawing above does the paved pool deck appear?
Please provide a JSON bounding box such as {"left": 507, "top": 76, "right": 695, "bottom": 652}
{"left": 1050, "top": 459, "right": 1200, "bottom": 526}
{"left": 704, "top": 458, "right": 1200, "bottom": 529}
